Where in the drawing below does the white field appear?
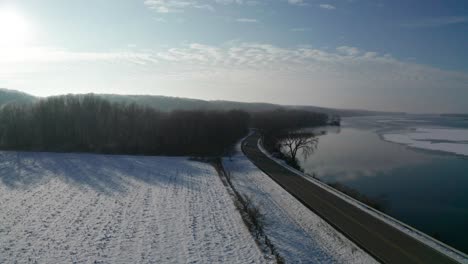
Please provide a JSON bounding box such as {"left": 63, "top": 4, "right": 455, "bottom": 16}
{"left": 383, "top": 128, "right": 468, "bottom": 156}
{"left": 223, "top": 146, "right": 377, "bottom": 264}
{"left": 0, "top": 152, "right": 266, "bottom": 264}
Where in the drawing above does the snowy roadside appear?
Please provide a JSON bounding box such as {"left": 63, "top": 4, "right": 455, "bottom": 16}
{"left": 223, "top": 143, "right": 378, "bottom": 264}
{"left": 257, "top": 139, "right": 468, "bottom": 264}
{"left": 0, "top": 151, "right": 266, "bottom": 264}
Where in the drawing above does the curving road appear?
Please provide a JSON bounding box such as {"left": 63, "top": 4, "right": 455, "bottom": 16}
{"left": 242, "top": 132, "right": 462, "bottom": 264}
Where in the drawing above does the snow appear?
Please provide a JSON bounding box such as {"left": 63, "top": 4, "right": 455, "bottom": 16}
{"left": 383, "top": 128, "right": 468, "bottom": 156}
{"left": 408, "top": 128, "right": 468, "bottom": 141}
{"left": 223, "top": 144, "right": 378, "bottom": 264}
{"left": 256, "top": 139, "right": 468, "bottom": 264}
{"left": 0, "top": 151, "right": 266, "bottom": 264}
{"left": 376, "top": 119, "right": 430, "bottom": 123}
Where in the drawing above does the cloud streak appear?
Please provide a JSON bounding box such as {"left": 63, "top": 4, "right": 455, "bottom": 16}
{"left": 402, "top": 16, "right": 468, "bottom": 28}
{"left": 287, "top": 0, "right": 307, "bottom": 6}
{"left": 236, "top": 18, "right": 258, "bottom": 23}
{"left": 290, "top": 27, "right": 310, "bottom": 32}
{"left": 319, "top": 4, "right": 336, "bottom": 10}
{"left": 144, "top": 0, "right": 216, "bottom": 13}
{"left": 144, "top": 0, "right": 313, "bottom": 13}
{"left": 3, "top": 43, "right": 467, "bottom": 85}
{"left": 2, "top": 42, "right": 467, "bottom": 112}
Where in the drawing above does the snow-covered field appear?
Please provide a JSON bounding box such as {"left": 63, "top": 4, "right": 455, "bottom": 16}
{"left": 223, "top": 146, "right": 377, "bottom": 264}
{"left": 383, "top": 128, "right": 468, "bottom": 156}
{"left": 0, "top": 152, "right": 266, "bottom": 264}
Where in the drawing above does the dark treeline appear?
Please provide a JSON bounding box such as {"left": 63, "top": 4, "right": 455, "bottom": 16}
{"left": 0, "top": 95, "right": 330, "bottom": 157}
{"left": 252, "top": 109, "right": 328, "bottom": 153}
{"left": 251, "top": 109, "right": 328, "bottom": 133}
{"left": 0, "top": 95, "right": 250, "bottom": 156}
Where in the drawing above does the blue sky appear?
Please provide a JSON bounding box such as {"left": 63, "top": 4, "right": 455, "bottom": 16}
{"left": 0, "top": 0, "right": 467, "bottom": 112}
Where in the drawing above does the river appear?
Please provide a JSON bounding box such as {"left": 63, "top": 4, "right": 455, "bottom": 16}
{"left": 294, "top": 115, "right": 468, "bottom": 254}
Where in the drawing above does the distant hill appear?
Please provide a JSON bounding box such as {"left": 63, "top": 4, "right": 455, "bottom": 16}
{"left": 0, "top": 88, "right": 402, "bottom": 116}
{"left": 290, "top": 105, "right": 403, "bottom": 117}
{"left": 100, "top": 94, "right": 403, "bottom": 116}
{"left": 0, "top": 88, "right": 37, "bottom": 107}
{"left": 100, "top": 94, "right": 283, "bottom": 112}
{"left": 441, "top": 113, "right": 468, "bottom": 118}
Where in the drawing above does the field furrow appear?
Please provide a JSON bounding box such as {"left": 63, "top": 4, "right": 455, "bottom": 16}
{"left": 0, "top": 152, "right": 265, "bottom": 264}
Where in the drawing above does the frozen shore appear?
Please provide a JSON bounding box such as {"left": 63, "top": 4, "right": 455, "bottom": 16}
{"left": 383, "top": 128, "right": 468, "bottom": 156}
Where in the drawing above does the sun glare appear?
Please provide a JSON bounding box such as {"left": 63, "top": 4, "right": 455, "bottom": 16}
{"left": 0, "top": 8, "right": 32, "bottom": 47}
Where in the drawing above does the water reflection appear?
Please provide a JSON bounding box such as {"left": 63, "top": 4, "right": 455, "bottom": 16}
{"left": 294, "top": 117, "right": 468, "bottom": 254}
{"left": 299, "top": 127, "right": 432, "bottom": 182}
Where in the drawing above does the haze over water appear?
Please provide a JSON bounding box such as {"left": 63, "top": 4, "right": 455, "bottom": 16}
{"left": 297, "top": 115, "right": 468, "bottom": 254}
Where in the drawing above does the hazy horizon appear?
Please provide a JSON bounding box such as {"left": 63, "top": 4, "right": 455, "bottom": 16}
{"left": 5, "top": 87, "right": 468, "bottom": 115}
{"left": 0, "top": 0, "right": 467, "bottom": 113}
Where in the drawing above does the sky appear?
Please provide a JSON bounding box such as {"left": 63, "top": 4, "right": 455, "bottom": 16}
{"left": 0, "top": 0, "right": 467, "bottom": 113}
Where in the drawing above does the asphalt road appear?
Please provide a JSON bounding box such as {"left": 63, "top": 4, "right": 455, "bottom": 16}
{"left": 242, "top": 132, "right": 461, "bottom": 264}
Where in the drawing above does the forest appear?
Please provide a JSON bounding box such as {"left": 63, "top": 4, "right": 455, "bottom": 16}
{"left": 0, "top": 95, "right": 250, "bottom": 156}
{"left": 0, "top": 94, "right": 328, "bottom": 156}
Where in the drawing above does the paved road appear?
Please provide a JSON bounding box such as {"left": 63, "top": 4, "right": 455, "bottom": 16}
{"left": 242, "top": 132, "right": 461, "bottom": 264}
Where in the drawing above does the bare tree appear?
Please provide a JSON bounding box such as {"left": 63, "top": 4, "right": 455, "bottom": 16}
{"left": 277, "top": 132, "right": 317, "bottom": 162}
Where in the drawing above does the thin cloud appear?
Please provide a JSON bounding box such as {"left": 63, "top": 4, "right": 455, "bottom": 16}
{"left": 4, "top": 43, "right": 466, "bottom": 81}
{"left": 144, "top": 0, "right": 313, "bottom": 13}
{"left": 143, "top": 0, "right": 254, "bottom": 13}
{"left": 236, "top": 18, "right": 258, "bottom": 23}
{"left": 144, "top": 0, "right": 215, "bottom": 13}
{"left": 402, "top": 16, "right": 468, "bottom": 28}
{"left": 319, "top": 4, "right": 336, "bottom": 10}
{"left": 3, "top": 42, "right": 468, "bottom": 112}
{"left": 337, "top": 46, "right": 360, "bottom": 56}
{"left": 288, "top": 0, "right": 307, "bottom": 6}
{"left": 291, "top": 27, "right": 311, "bottom": 32}
{"left": 0, "top": 46, "right": 156, "bottom": 65}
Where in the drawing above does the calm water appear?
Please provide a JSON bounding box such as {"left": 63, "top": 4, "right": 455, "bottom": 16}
{"left": 296, "top": 115, "right": 468, "bottom": 254}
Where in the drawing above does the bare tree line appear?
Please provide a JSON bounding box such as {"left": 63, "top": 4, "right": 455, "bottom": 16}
{"left": 0, "top": 95, "right": 329, "bottom": 157}
{"left": 0, "top": 95, "right": 249, "bottom": 156}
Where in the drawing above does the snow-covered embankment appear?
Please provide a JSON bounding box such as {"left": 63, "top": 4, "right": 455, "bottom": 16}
{"left": 223, "top": 145, "right": 377, "bottom": 264}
